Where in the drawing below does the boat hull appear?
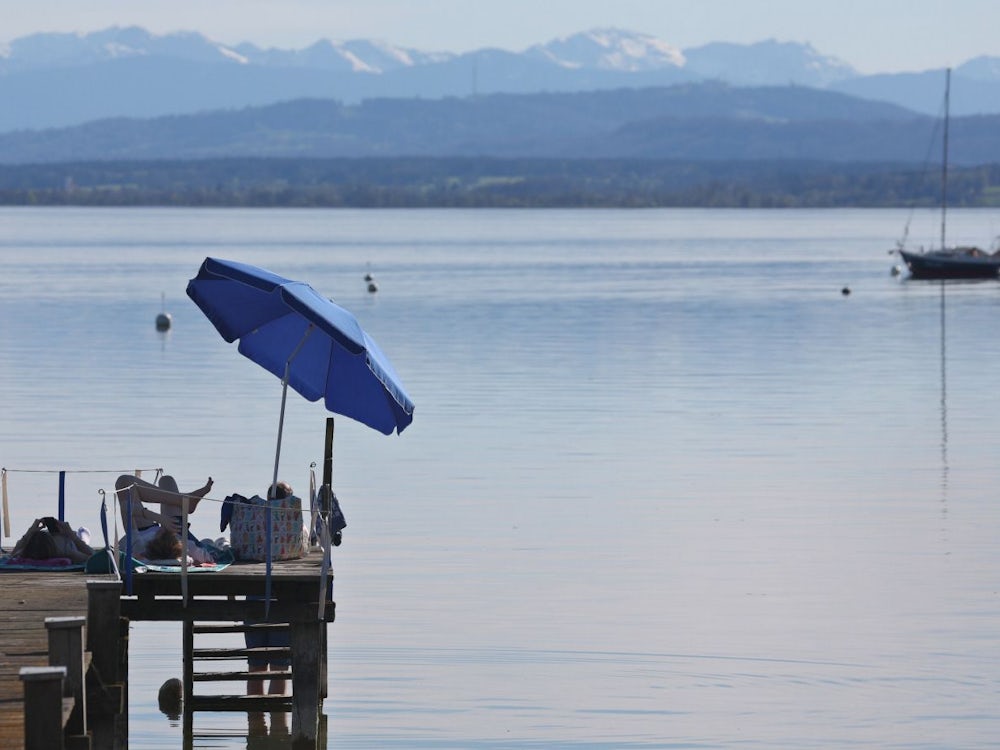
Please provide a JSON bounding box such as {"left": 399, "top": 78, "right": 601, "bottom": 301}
{"left": 898, "top": 249, "right": 1000, "bottom": 280}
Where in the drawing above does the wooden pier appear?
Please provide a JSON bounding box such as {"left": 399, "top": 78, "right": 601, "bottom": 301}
{"left": 0, "top": 571, "right": 118, "bottom": 750}
{"left": 0, "top": 556, "right": 334, "bottom": 749}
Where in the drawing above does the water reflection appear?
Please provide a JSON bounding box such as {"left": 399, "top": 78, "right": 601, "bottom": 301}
{"left": 158, "top": 678, "right": 183, "bottom": 720}
{"left": 246, "top": 712, "right": 291, "bottom": 749}
{"left": 181, "top": 711, "right": 318, "bottom": 749}
{"left": 939, "top": 281, "right": 949, "bottom": 503}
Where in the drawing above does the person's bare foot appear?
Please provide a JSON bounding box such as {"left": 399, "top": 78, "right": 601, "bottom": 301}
{"left": 186, "top": 477, "right": 213, "bottom": 511}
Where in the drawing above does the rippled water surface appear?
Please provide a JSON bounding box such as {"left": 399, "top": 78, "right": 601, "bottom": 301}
{"left": 2, "top": 207, "right": 1000, "bottom": 748}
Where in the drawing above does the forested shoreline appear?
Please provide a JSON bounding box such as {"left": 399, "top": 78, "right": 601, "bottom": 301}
{"left": 2, "top": 157, "right": 999, "bottom": 208}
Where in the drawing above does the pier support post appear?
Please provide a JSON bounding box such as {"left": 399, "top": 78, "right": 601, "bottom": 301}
{"left": 46, "top": 616, "right": 87, "bottom": 736}
{"left": 86, "top": 579, "right": 125, "bottom": 750}
{"left": 86, "top": 580, "right": 122, "bottom": 685}
{"left": 19, "top": 666, "right": 67, "bottom": 750}
{"left": 290, "top": 620, "right": 322, "bottom": 746}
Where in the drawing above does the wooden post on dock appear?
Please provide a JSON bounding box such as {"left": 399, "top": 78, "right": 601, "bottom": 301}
{"left": 290, "top": 620, "right": 323, "bottom": 746}
{"left": 87, "top": 579, "right": 125, "bottom": 750}
{"left": 19, "top": 666, "right": 67, "bottom": 750}
{"left": 86, "top": 580, "right": 122, "bottom": 685}
{"left": 45, "top": 616, "right": 87, "bottom": 737}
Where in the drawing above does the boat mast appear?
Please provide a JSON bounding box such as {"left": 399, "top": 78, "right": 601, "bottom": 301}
{"left": 940, "top": 68, "right": 950, "bottom": 250}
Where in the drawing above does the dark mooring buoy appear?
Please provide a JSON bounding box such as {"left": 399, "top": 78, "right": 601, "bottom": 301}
{"left": 156, "top": 292, "right": 172, "bottom": 330}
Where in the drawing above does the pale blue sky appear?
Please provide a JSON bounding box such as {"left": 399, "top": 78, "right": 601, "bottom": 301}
{"left": 0, "top": 0, "right": 995, "bottom": 74}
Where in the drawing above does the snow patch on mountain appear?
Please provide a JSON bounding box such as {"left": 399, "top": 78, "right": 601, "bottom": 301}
{"left": 529, "top": 28, "right": 685, "bottom": 71}
{"left": 217, "top": 46, "right": 249, "bottom": 65}
{"left": 102, "top": 41, "right": 146, "bottom": 59}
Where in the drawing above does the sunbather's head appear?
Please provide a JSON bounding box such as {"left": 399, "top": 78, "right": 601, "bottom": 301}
{"left": 146, "top": 527, "right": 183, "bottom": 560}
{"left": 267, "top": 481, "right": 293, "bottom": 500}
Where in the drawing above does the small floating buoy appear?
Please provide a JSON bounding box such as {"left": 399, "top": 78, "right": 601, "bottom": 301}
{"left": 367, "top": 281, "right": 379, "bottom": 293}
{"left": 841, "top": 287, "right": 851, "bottom": 296}
{"left": 156, "top": 291, "right": 172, "bottom": 330}
{"left": 890, "top": 265, "right": 902, "bottom": 276}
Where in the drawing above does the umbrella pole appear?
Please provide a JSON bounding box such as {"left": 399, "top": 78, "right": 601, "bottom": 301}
{"left": 271, "top": 368, "right": 291, "bottom": 500}
{"left": 267, "top": 325, "right": 315, "bottom": 615}
{"left": 265, "top": 367, "right": 291, "bottom": 616}
{"left": 270, "top": 325, "right": 315, "bottom": 497}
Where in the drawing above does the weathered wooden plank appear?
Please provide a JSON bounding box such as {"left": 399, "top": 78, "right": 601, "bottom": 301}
{"left": 0, "top": 572, "right": 98, "bottom": 750}
{"left": 192, "top": 669, "right": 292, "bottom": 682}
{"left": 191, "top": 622, "right": 288, "bottom": 634}
{"left": 192, "top": 646, "right": 290, "bottom": 659}
{"left": 188, "top": 694, "right": 293, "bottom": 711}
{"left": 122, "top": 598, "right": 335, "bottom": 623}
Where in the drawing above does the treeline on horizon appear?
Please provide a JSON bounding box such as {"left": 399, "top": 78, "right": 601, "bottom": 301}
{"left": 1, "top": 157, "right": 999, "bottom": 209}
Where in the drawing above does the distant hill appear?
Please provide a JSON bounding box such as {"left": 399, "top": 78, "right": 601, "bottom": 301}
{"left": 1, "top": 26, "right": 999, "bottom": 133}
{"left": 3, "top": 84, "right": 994, "bottom": 166}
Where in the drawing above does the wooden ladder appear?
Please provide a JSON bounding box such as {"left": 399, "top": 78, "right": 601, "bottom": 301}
{"left": 183, "top": 620, "right": 294, "bottom": 713}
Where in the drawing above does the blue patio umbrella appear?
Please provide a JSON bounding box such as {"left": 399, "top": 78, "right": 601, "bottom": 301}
{"left": 187, "top": 257, "right": 414, "bottom": 606}
{"left": 187, "top": 257, "right": 413, "bottom": 444}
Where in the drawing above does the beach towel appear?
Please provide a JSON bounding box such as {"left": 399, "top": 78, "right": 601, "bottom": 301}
{"left": 84, "top": 547, "right": 235, "bottom": 574}
{"left": 0, "top": 555, "right": 85, "bottom": 571}
{"left": 85, "top": 541, "right": 235, "bottom": 573}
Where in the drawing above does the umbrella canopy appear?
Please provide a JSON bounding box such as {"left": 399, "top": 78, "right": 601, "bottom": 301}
{"left": 187, "top": 257, "right": 414, "bottom": 437}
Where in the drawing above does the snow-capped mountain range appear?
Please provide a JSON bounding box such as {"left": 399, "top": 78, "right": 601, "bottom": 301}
{"left": 0, "top": 26, "right": 998, "bottom": 133}
{"left": 0, "top": 26, "right": 853, "bottom": 82}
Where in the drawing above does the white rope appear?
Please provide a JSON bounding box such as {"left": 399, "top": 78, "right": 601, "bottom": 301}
{"left": 181, "top": 495, "right": 189, "bottom": 607}
{"left": 2, "top": 467, "right": 162, "bottom": 475}
{"left": 97, "top": 489, "right": 122, "bottom": 582}
{"left": 318, "top": 507, "right": 332, "bottom": 621}
{"left": 0, "top": 467, "right": 161, "bottom": 538}
{"left": 309, "top": 466, "right": 318, "bottom": 546}
{"left": 1, "top": 469, "right": 9, "bottom": 538}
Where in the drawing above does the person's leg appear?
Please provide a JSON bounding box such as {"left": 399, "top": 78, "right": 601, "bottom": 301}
{"left": 267, "top": 629, "right": 290, "bottom": 695}
{"left": 115, "top": 474, "right": 162, "bottom": 529}
{"left": 267, "top": 675, "right": 287, "bottom": 695}
{"left": 247, "top": 664, "right": 267, "bottom": 696}
{"left": 144, "top": 477, "right": 214, "bottom": 513}
{"left": 115, "top": 474, "right": 212, "bottom": 521}
{"left": 246, "top": 623, "right": 267, "bottom": 695}
{"left": 156, "top": 476, "right": 213, "bottom": 535}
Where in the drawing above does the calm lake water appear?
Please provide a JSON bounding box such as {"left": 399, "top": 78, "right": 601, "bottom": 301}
{"left": 2, "top": 206, "right": 1000, "bottom": 748}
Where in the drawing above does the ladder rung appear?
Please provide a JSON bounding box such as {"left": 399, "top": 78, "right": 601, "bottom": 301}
{"left": 188, "top": 694, "right": 293, "bottom": 712}
{"left": 193, "top": 669, "right": 292, "bottom": 682}
{"left": 192, "top": 623, "right": 289, "bottom": 634}
{"left": 193, "top": 646, "right": 290, "bottom": 660}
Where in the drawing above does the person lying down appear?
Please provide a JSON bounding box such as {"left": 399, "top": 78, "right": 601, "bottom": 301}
{"left": 115, "top": 473, "right": 220, "bottom": 565}
{"left": 123, "top": 525, "right": 217, "bottom": 565}
{"left": 10, "top": 516, "right": 94, "bottom": 563}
